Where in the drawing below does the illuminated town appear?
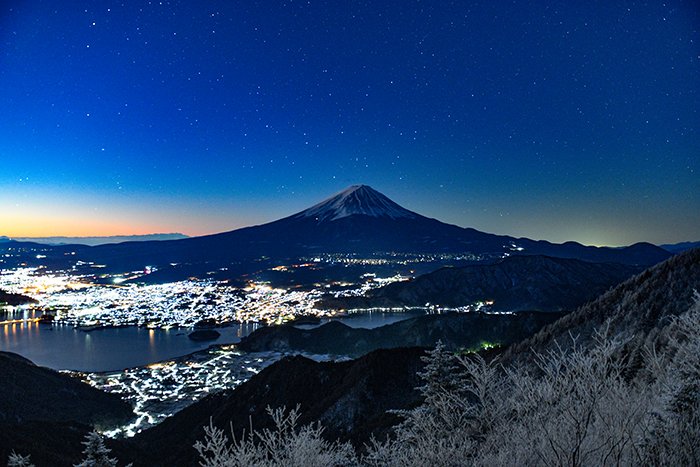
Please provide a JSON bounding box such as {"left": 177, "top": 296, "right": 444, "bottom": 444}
{"left": 0, "top": 264, "right": 411, "bottom": 329}
{"left": 75, "top": 347, "right": 287, "bottom": 437}
{"left": 0, "top": 250, "right": 500, "bottom": 439}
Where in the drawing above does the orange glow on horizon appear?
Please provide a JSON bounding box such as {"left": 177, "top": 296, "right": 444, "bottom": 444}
{"left": 0, "top": 207, "right": 253, "bottom": 238}
{"left": 0, "top": 211, "right": 171, "bottom": 238}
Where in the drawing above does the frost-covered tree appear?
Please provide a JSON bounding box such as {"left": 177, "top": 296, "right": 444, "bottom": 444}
{"left": 364, "top": 342, "right": 494, "bottom": 466}
{"left": 416, "top": 340, "right": 464, "bottom": 403}
{"left": 194, "top": 405, "right": 357, "bottom": 467}
{"left": 367, "top": 291, "right": 700, "bottom": 466}
{"left": 640, "top": 290, "right": 700, "bottom": 465}
{"left": 193, "top": 291, "right": 700, "bottom": 466}
{"left": 474, "top": 331, "right": 654, "bottom": 466}
{"left": 7, "top": 452, "right": 34, "bottom": 467}
{"left": 74, "top": 431, "right": 121, "bottom": 467}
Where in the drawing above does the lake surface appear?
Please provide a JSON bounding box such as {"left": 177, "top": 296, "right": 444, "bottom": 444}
{"left": 0, "top": 320, "right": 261, "bottom": 372}
{"left": 0, "top": 310, "right": 425, "bottom": 371}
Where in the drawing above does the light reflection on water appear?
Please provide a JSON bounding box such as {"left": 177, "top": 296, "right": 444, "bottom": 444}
{"left": 0, "top": 320, "right": 261, "bottom": 372}
{"left": 0, "top": 310, "right": 422, "bottom": 372}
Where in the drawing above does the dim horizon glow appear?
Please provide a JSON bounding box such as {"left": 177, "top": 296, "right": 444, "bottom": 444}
{"left": 1, "top": 1, "right": 698, "bottom": 247}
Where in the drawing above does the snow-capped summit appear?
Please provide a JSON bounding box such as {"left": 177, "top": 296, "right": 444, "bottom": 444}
{"left": 37, "top": 184, "right": 671, "bottom": 272}
{"left": 294, "top": 185, "right": 418, "bottom": 222}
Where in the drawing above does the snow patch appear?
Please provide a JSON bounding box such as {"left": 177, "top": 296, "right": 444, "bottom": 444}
{"left": 295, "top": 185, "right": 417, "bottom": 222}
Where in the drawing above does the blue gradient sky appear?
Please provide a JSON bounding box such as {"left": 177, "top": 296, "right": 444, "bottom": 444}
{"left": 1, "top": 1, "right": 698, "bottom": 245}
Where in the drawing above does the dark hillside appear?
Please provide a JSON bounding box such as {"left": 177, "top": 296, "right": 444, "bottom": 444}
{"left": 238, "top": 311, "right": 562, "bottom": 356}
{"left": 131, "top": 347, "right": 426, "bottom": 466}
{"left": 0, "top": 352, "right": 132, "bottom": 427}
{"left": 0, "top": 290, "right": 37, "bottom": 306}
{"left": 0, "top": 352, "right": 134, "bottom": 465}
{"left": 502, "top": 247, "right": 700, "bottom": 362}
{"left": 322, "top": 255, "right": 639, "bottom": 311}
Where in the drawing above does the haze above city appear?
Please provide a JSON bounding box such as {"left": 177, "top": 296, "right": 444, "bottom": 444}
{"left": 1, "top": 1, "right": 698, "bottom": 246}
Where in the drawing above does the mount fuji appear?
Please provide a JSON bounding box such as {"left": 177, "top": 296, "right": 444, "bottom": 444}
{"left": 293, "top": 185, "right": 418, "bottom": 222}
{"left": 4, "top": 185, "right": 671, "bottom": 273}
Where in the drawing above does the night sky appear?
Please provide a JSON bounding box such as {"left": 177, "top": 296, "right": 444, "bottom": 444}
{"left": 1, "top": 1, "right": 698, "bottom": 245}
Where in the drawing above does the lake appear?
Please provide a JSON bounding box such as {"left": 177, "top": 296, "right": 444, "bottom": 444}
{"left": 0, "top": 309, "right": 426, "bottom": 371}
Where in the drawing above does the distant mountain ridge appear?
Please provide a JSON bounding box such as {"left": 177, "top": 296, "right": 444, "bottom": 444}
{"left": 238, "top": 311, "right": 562, "bottom": 356}
{"left": 0, "top": 185, "right": 671, "bottom": 274}
{"left": 503, "top": 247, "right": 700, "bottom": 362}
{"left": 5, "top": 233, "right": 189, "bottom": 246}
{"left": 321, "top": 255, "right": 640, "bottom": 312}
{"left": 660, "top": 241, "right": 700, "bottom": 253}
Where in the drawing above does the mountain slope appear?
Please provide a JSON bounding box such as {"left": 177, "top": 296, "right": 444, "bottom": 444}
{"left": 1, "top": 186, "right": 671, "bottom": 274}
{"left": 238, "top": 311, "right": 562, "bottom": 356}
{"left": 7, "top": 233, "right": 189, "bottom": 246}
{"left": 0, "top": 352, "right": 135, "bottom": 464}
{"left": 502, "top": 247, "right": 700, "bottom": 361}
{"left": 131, "top": 347, "right": 427, "bottom": 466}
{"left": 0, "top": 352, "right": 132, "bottom": 427}
{"left": 660, "top": 240, "right": 700, "bottom": 253}
{"left": 130, "top": 248, "right": 698, "bottom": 467}
{"left": 322, "top": 255, "right": 640, "bottom": 312}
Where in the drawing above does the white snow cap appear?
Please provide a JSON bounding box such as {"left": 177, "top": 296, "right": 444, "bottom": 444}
{"left": 296, "top": 185, "right": 417, "bottom": 222}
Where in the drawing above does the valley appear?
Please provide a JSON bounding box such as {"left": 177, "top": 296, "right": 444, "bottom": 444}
{"left": 4, "top": 1, "right": 698, "bottom": 463}
{"left": 0, "top": 186, "right": 696, "bottom": 466}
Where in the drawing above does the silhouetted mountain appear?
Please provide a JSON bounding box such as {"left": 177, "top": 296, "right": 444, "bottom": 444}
{"left": 659, "top": 240, "right": 700, "bottom": 253}
{"left": 0, "top": 352, "right": 132, "bottom": 427}
{"left": 321, "top": 255, "right": 639, "bottom": 312}
{"left": 3, "top": 186, "right": 669, "bottom": 275}
{"left": 238, "top": 311, "right": 562, "bottom": 356}
{"left": 0, "top": 289, "right": 37, "bottom": 306}
{"left": 502, "top": 247, "right": 700, "bottom": 363}
{"left": 8, "top": 233, "right": 189, "bottom": 246}
{"left": 0, "top": 352, "right": 134, "bottom": 464}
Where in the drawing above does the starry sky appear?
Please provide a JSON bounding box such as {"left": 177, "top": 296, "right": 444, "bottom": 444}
{"left": 1, "top": 1, "right": 698, "bottom": 246}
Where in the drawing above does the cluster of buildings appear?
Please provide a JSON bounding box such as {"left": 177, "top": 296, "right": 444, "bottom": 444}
{"left": 79, "top": 347, "right": 286, "bottom": 437}
{"left": 0, "top": 266, "right": 407, "bottom": 329}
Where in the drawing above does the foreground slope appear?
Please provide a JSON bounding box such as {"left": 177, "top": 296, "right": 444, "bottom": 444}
{"left": 131, "top": 348, "right": 427, "bottom": 466}
{"left": 0, "top": 352, "right": 133, "bottom": 464}
{"left": 361, "top": 249, "right": 700, "bottom": 466}
{"left": 133, "top": 248, "right": 699, "bottom": 467}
